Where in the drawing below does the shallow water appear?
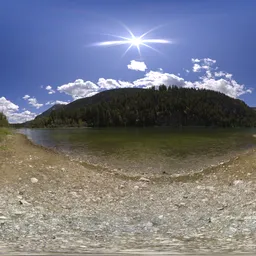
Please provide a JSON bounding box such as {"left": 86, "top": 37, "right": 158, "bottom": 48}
{"left": 17, "top": 127, "right": 256, "bottom": 176}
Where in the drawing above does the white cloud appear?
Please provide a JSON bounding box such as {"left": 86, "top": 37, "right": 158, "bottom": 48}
{"left": 133, "top": 71, "right": 185, "bottom": 88}
{"left": 57, "top": 79, "right": 99, "bottom": 100}
{"left": 191, "top": 58, "right": 200, "bottom": 63}
{"left": 55, "top": 57, "right": 251, "bottom": 101}
{"left": 57, "top": 78, "right": 136, "bottom": 100}
{"left": 45, "top": 85, "right": 55, "bottom": 94}
{"left": 46, "top": 100, "right": 70, "bottom": 106}
{"left": 187, "top": 78, "right": 251, "bottom": 98}
{"left": 27, "top": 97, "right": 43, "bottom": 109}
{"left": 0, "top": 97, "right": 19, "bottom": 114}
{"left": 185, "top": 58, "right": 250, "bottom": 98}
{"left": 23, "top": 95, "right": 30, "bottom": 100}
{"left": 127, "top": 60, "right": 147, "bottom": 72}
{"left": 23, "top": 95, "right": 43, "bottom": 109}
{"left": 0, "top": 97, "right": 36, "bottom": 123}
{"left": 215, "top": 71, "right": 233, "bottom": 79}
{"left": 97, "top": 78, "right": 120, "bottom": 90}
{"left": 8, "top": 111, "right": 37, "bottom": 124}
{"left": 192, "top": 58, "right": 216, "bottom": 73}
{"left": 97, "top": 78, "right": 134, "bottom": 89}
{"left": 193, "top": 64, "right": 201, "bottom": 72}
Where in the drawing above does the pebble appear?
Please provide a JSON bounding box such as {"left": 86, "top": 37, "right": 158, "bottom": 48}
{"left": 31, "top": 177, "right": 38, "bottom": 183}
{"left": 19, "top": 199, "right": 31, "bottom": 206}
{"left": 139, "top": 177, "right": 150, "bottom": 182}
{"left": 70, "top": 191, "right": 79, "bottom": 198}
{"left": 233, "top": 180, "right": 243, "bottom": 186}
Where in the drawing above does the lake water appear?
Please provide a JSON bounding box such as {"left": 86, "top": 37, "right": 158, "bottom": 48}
{"left": 17, "top": 127, "right": 256, "bottom": 176}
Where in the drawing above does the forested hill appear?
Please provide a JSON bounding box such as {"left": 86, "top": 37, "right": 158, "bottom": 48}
{"left": 22, "top": 86, "right": 256, "bottom": 128}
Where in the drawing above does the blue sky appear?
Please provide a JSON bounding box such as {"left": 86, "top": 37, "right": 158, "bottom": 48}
{"left": 0, "top": 0, "right": 255, "bottom": 123}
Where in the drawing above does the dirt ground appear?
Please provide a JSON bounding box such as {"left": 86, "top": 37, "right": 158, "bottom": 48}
{"left": 1, "top": 133, "right": 256, "bottom": 254}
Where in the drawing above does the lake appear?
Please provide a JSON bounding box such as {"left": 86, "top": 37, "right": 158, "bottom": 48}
{"left": 17, "top": 127, "right": 256, "bottom": 176}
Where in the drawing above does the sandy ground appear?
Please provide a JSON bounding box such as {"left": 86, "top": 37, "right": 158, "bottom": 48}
{"left": 1, "top": 133, "right": 256, "bottom": 254}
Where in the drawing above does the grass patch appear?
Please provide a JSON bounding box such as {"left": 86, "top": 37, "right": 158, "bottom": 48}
{"left": 0, "top": 128, "right": 11, "bottom": 141}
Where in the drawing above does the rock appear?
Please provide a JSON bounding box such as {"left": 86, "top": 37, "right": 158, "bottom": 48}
{"left": 13, "top": 211, "right": 25, "bottom": 216}
{"left": 70, "top": 191, "right": 79, "bottom": 198}
{"left": 158, "top": 215, "right": 164, "bottom": 219}
{"left": 134, "top": 185, "right": 140, "bottom": 191}
{"left": 31, "top": 177, "right": 38, "bottom": 183}
{"left": 0, "top": 215, "right": 7, "bottom": 220}
{"left": 19, "top": 199, "right": 31, "bottom": 206}
{"left": 139, "top": 177, "right": 150, "bottom": 182}
{"left": 144, "top": 221, "right": 153, "bottom": 229}
{"left": 233, "top": 180, "right": 243, "bottom": 186}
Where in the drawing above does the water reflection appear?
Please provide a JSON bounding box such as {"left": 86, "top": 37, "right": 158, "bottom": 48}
{"left": 17, "top": 127, "right": 256, "bottom": 176}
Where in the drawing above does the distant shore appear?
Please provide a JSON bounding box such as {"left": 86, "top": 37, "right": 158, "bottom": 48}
{"left": 1, "top": 132, "right": 256, "bottom": 254}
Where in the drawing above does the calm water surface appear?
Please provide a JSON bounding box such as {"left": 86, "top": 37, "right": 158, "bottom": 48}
{"left": 17, "top": 127, "right": 256, "bottom": 176}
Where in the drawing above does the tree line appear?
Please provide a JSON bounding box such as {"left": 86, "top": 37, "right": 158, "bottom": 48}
{"left": 0, "top": 113, "right": 8, "bottom": 127}
{"left": 23, "top": 86, "right": 256, "bottom": 128}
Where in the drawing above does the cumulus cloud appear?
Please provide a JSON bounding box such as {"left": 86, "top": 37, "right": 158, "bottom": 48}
{"left": 27, "top": 97, "right": 43, "bottom": 109}
{"left": 191, "top": 58, "right": 200, "bottom": 63}
{"left": 133, "top": 71, "right": 185, "bottom": 88}
{"left": 98, "top": 78, "right": 134, "bottom": 90}
{"left": 192, "top": 58, "right": 216, "bottom": 73}
{"left": 56, "top": 57, "right": 251, "bottom": 101}
{"left": 45, "top": 85, "right": 55, "bottom": 94}
{"left": 57, "top": 79, "right": 99, "bottom": 100}
{"left": 45, "top": 100, "right": 70, "bottom": 106}
{"left": 8, "top": 110, "right": 37, "bottom": 124}
{"left": 57, "top": 78, "right": 135, "bottom": 100}
{"left": 185, "top": 58, "right": 250, "bottom": 98}
{"left": 22, "top": 95, "right": 44, "bottom": 109}
{"left": 127, "top": 60, "right": 147, "bottom": 72}
{"left": 0, "top": 97, "right": 36, "bottom": 123}
{"left": 0, "top": 97, "right": 19, "bottom": 114}
{"left": 23, "top": 95, "right": 30, "bottom": 100}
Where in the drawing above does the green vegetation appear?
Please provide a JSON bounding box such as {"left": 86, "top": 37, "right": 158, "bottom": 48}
{"left": 0, "top": 128, "right": 10, "bottom": 146}
{"left": 18, "top": 86, "right": 256, "bottom": 128}
{"left": 0, "top": 112, "right": 8, "bottom": 128}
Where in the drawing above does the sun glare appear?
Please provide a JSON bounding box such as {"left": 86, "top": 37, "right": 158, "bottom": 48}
{"left": 91, "top": 23, "right": 173, "bottom": 57}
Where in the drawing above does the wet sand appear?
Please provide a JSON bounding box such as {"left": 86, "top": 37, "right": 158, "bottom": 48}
{"left": 1, "top": 133, "right": 256, "bottom": 254}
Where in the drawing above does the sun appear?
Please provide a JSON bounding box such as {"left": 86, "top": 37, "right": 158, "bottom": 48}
{"left": 130, "top": 37, "right": 142, "bottom": 47}
{"left": 91, "top": 22, "right": 173, "bottom": 57}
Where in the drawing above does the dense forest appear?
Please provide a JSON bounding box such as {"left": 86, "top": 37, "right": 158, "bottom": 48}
{"left": 0, "top": 113, "right": 9, "bottom": 127}
{"left": 18, "top": 86, "right": 256, "bottom": 128}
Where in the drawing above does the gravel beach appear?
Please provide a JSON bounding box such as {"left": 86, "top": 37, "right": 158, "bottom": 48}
{"left": 1, "top": 133, "right": 256, "bottom": 254}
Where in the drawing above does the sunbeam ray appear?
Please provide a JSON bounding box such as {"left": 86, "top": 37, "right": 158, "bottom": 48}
{"left": 141, "top": 43, "right": 164, "bottom": 56}
{"left": 121, "top": 44, "right": 134, "bottom": 58}
{"left": 139, "top": 24, "right": 166, "bottom": 39}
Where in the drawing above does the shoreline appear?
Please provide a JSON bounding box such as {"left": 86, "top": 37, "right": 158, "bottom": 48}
{"left": 1, "top": 133, "right": 256, "bottom": 253}
{"left": 17, "top": 131, "right": 256, "bottom": 183}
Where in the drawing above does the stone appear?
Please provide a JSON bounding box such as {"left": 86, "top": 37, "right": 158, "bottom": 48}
{"left": 134, "top": 185, "right": 140, "bottom": 191}
{"left": 19, "top": 199, "right": 31, "bottom": 206}
{"left": 233, "top": 180, "right": 243, "bottom": 186}
{"left": 139, "top": 177, "right": 150, "bottom": 182}
{"left": 31, "top": 177, "right": 38, "bottom": 183}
